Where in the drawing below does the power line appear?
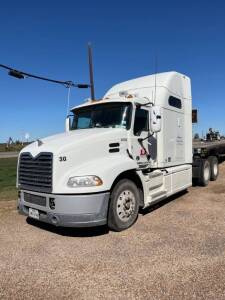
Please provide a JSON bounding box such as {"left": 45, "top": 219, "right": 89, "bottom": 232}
{"left": 0, "top": 63, "right": 90, "bottom": 89}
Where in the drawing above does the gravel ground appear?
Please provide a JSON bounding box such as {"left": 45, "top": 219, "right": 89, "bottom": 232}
{"left": 0, "top": 163, "right": 225, "bottom": 299}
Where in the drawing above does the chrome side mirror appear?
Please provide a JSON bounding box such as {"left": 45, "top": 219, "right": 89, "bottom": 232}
{"left": 65, "top": 116, "right": 71, "bottom": 132}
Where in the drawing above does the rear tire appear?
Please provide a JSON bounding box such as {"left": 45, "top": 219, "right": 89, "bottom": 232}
{"left": 209, "top": 156, "right": 219, "bottom": 181}
{"left": 198, "top": 159, "right": 211, "bottom": 186}
{"left": 108, "top": 179, "right": 140, "bottom": 231}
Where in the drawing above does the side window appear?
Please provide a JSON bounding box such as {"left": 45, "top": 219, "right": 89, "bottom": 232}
{"left": 133, "top": 109, "right": 149, "bottom": 136}
{"left": 168, "top": 96, "right": 182, "bottom": 109}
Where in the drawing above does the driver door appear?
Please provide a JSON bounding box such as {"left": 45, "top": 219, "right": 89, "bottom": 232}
{"left": 131, "top": 107, "right": 151, "bottom": 167}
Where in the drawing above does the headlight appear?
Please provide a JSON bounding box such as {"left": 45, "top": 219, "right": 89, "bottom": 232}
{"left": 67, "top": 175, "right": 103, "bottom": 187}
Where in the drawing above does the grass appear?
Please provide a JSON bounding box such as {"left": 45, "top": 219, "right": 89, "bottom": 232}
{"left": 0, "top": 158, "right": 18, "bottom": 201}
{"left": 0, "top": 143, "right": 29, "bottom": 152}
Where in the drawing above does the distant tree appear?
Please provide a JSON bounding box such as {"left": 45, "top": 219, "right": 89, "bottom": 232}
{"left": 194, "top": 133, "right": 200, "bottom": 140}
{"left": 6, "top": 137, "right": 13, "bottom": 148}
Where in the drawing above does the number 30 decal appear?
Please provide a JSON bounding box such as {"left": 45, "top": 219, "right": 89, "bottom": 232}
{"left": 59, "top": 156, "right": 67, "bottom": 162}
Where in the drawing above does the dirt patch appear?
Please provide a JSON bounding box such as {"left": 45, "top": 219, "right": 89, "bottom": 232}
{"left": 210, "top": 185, "right": 225, "bottom": 194}
{"left": 0, "top": 200, "right": 17, "bottom": 215}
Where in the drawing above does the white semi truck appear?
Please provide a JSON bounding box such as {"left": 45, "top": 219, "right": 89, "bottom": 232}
{"left": 17, "top": 71, "right": 220, "bottom": 231}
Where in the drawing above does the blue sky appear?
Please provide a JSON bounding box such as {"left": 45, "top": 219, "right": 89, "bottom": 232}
{"left": 0, "top": 0, "right": 225, "bottom": 142}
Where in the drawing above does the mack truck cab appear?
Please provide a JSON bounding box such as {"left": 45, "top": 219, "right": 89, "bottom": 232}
{"left": 17, "top": 71, "right": 193, "bottom": 231}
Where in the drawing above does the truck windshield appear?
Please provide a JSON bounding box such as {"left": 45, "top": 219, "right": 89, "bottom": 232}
{"left": 71, "top": 102, "right": 132, "bottom": 130}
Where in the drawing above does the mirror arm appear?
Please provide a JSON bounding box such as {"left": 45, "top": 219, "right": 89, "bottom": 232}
{"left": 138, "top": 132, "right": 154, "bottom": 143}
{"left": 66, "top": 114, "right": 74, "bottom": 118}
{"left": 135, "top": 102, "right": 153, "bottom": 109}
{"left": 137, "top": 134, "right": 152, "bottom": 161}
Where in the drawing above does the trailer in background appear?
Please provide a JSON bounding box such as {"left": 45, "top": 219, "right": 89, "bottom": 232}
{"left": 192, "top": 140, "right": 225, "bottom": 186}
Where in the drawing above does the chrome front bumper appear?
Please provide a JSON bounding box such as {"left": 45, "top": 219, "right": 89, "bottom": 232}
{"left": 18, "top": 190, "right": 110, "bottom": 227}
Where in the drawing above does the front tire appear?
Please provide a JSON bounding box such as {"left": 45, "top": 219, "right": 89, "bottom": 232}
{"left": 108, "top": 179, "right": 140, "bottom": 231}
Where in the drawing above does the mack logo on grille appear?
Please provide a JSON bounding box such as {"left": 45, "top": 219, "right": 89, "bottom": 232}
{"left": 19, "top": 152, "right": 53, "bottom": 193}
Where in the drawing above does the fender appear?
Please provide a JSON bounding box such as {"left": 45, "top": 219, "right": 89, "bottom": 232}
{"left": 54, "top": 154, "right": 138, "bottom": 194}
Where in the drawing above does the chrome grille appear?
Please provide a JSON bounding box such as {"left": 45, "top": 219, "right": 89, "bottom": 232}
{"left": 19, "top": 152, "right": 53, "bottom": 193}
{"left": 24, "top": 192, "right": 46, "bottom": 206}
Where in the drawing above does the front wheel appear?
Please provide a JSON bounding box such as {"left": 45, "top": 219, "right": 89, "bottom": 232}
{"left": 108, "top": 179, "right": 140, "bottom": 231}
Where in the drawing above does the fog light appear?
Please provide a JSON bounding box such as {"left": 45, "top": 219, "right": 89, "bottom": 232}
{"left": 49, "top": 198, "right": 55, "bottom": 210}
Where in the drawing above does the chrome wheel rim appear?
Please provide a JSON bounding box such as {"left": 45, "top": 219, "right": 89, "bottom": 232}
{"left": 214, "top": 163, "right": 218, "bottom": 176}
{"left": 116, "top": 190, "right": 136, "bottom": 222}
{"left": 204, "top": 165, "right": 210, "bottom": 181}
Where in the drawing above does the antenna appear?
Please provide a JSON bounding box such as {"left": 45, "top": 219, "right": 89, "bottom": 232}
{"left": 154, "top": 54, "right": 157, "bottom": 104}
{"left": 88, "top": 43, "right": 95, "bottom": 100}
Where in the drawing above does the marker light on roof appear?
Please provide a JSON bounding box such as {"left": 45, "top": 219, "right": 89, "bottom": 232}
{"left": 126, "top": 94, "right": 133, "bottom": 98}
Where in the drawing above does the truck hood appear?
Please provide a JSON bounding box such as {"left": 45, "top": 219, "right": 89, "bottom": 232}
{"left": 20, "top": 128, "right": 126, "bottom": 157}
{"left": 18, "top": 127, "right": 135, "bottom": 194}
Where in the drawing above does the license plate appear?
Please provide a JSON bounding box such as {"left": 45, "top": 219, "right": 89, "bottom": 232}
{"left": 28, "top": 208, "right": 39, "bottom": 220}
